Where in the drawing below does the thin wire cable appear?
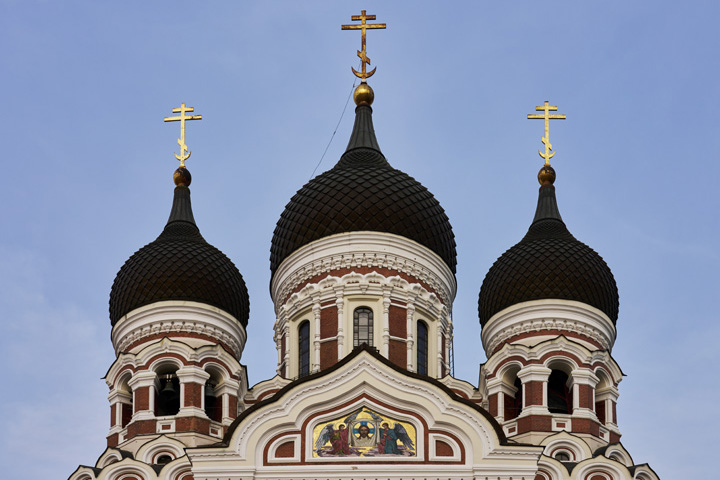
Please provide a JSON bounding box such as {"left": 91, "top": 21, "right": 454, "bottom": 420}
{"left": 310, "top": 77, "right": 358, "bottom": 179}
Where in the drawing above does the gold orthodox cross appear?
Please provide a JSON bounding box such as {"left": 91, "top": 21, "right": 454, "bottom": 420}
{"left": 527, "top": 101, "right": 566, "bottom": 166}
{"left": 164, "top": 103, "right": 202, "bottom": 167}
{"left": 341, "top": 10, "right": 386, "bottom": 81}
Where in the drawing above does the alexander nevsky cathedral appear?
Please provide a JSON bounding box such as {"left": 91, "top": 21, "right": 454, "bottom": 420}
{"left": 68, "top": 10, "right": 660, "bottom": 480}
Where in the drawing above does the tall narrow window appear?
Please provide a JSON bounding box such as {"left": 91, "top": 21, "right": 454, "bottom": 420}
{"left": 298, "top": 321, "right": 310, "bottom": 377}
{"left": 505, "top": 377, "right": 523, "bottom": 420}
{"left": 547, "top": 370, "right": 572, "bottom": 414}
{"left": 417, "top": 321, "right": 428, "bottom": 375}
{"left": 157, "top": 371, "right": 180, "bottom": 417}
{"left": 353, "top": 307, "right": 373, "bottom": 347}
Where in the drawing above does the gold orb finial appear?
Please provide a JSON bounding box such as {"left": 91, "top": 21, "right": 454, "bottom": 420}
{"left": 174, "top": 167, "right": 192, "bottom": 187}
{"left": 538, "top": 165, "right": 556, "bottom": 186}
{"left": 353, "top": 83, "right": 374, "bottom": 106}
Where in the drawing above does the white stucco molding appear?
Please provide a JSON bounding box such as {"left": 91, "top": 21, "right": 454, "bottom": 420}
{"left": 540, "top": 430, "right": 593, "bottom": 462}
{"left": 482, "top": 299, "right": 617, "bottom": 355}
{"left": 111, "top": 301, "right": 247, "bottom": 360}
{"left": 483, "top": 336, "right": 623, "bottom": 386}
{"left": 186, "top": 351, "right": 542, "bottom": 478}
{"left": 271, "top": 231, "right": 457, "bottom": 308}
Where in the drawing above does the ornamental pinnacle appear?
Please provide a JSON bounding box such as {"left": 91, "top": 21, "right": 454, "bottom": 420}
{"left": 341, "top": 10, "right": 386, "bottom": 81}
{"left": 527, "top": 101, "right": 566, "bottom": 166}
{"left": 164, "top": 103, "right": 202, "bottom": 167}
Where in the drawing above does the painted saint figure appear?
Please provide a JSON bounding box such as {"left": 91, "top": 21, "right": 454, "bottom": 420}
{"left": 330, "top": 424, "right": 350, "bottom": 455}
{"left": 378, "top": 422, "right": 399, "bottom": 454}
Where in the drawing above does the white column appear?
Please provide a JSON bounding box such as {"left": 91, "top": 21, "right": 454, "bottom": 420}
{"left": 282, "top": 323, "right": 290, "bottom": 376}
{"left": 435, "top": 327, "right": 442, "bottom": 377}
{"left": 596, "top": 384, "right": 620, "bottom": 432}
{"left": 382, "top": 291, "right": 391, "bottom": 357}
{"left": 176, "top": 365, "right": 210, "bottom": 417}
{"left": 486, "top": 377, "right": 519, "bottom": 422}
{"left": 312, "top": 300, "right": 321, "bottom": 372}
{"left": 516, "top": 365, "right": 552, "bottom": 416}
{"left": 570, "top": 369, "right": 599, "bottom": 419}
{"left": 216, "top": 378, "right": 240, "bottom": 425}
{"left": 335, "top": 288, "right": 345, "bottom": 358}
{"left": 127, "top": 371, "right": 157, "bottom": 421}
{"left": 406, "top": 301, "right": 416, "bottom": 371}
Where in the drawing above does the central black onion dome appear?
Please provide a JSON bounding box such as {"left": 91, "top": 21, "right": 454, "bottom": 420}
{"left": 478, "top": 166, "right": 618, "bottom": 326}
{"left": 270, "top": 85, "right": 456, "bottom": 276}
{"left": 109, "top": 167, "right": 249, "bottom": 326}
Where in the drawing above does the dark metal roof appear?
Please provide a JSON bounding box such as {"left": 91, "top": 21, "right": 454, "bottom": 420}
{"left": 109, "top": 186, "right": 249, "bottom": 326}
{"left": 478, "top": 183, "right": 618, "bottom": 326}
{"left": 270, "top": 104, "right": 456, "bottom": 276}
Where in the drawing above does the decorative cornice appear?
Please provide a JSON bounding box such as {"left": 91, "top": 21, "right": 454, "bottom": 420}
{"left": 481, "top": 299, "right": 617, "bottom": 355}
{"left": 482, "top": 336, "right": 623, "bottom": 385}
{"left": 277, "top": 271, "right": 445, "bottom": 328}
{"left": 111, "top": 301, "right": 247, "bottom": 360}
{"left": 271, "top": 232, "right": 457, "bottom": 308}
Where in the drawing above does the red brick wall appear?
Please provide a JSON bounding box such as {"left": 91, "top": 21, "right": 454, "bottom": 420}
{"left": 389, "top": 338, "right": 406, "bottom": 367}
{"left": 524, "top": 381, "right": 543, "bottom": 407}
{"left": 435, "top": 439, "right": 453, "bottom": 456}
{"left": 578, "top": 384, "right": 593, "bottom": 409}
{"left": 110, "top": 403, "right": 117, "bottom": 428}
{"left": 595, "top": 401, "right": 606, "bottom": 424}
{"left": 504, "top": 392, "right": 520, "bottom": 420}
{"left": 571, "top": 417, "right": 600, "bottom": 436}
{"left": 184, "top": 382, "right": 202, "bottom": 409}
{"left": 122, "top": 403, "right": 133, "bottom": 427}
{"left": 488, "top": 393, "right": 498, "bottom": 417}
{"left": 320, "top": 340, "right": 337, "bottom": 369}
{"left": 175, "top": 416, "right": 210, "bottom": 434}
{"left": 275, "top": 440, "right": 295, "bottom": 458}
{"left": 135, "top": 386, "right": 150, "bottom": 413}
{"left": 320, "top": 306, "right": 337, "bottom": 339}
{"left": 389, "top": 305, "right": 406, "bottom": 337}
{"left": 228, "top": 394, "right": 238, "bottom": 419}
{"left": 126, "top": 419, "right": 156, "bottom": 437}
{"left": 612, "top": 400, "right": 617, "bottom": 424}
{"left": 517, "top": 415, "right": 552, "bottom": 434}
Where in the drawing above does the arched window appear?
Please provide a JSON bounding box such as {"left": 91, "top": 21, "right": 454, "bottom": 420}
{"left": 416, "top": 321, "right": 428, "bottom": 375}
{"left": 117, "top": 375, "right": 133, "bottom": 428}
{"left": 505, "top": 377, "right": 523, "bottom": 420}
{"left": 156, "top": 368, "right": 180, "bottom": 417}
{"left": 298, "top": 321, "right": 310, "bottom": 377}
{"left": 353, "top": 307, "right": 373, "bottom": 347}
{"left": 204, "top": 368, "right": 223, "bottom": 422}
{"left": 547, "top": 370, "right": 572, "bottom": 414}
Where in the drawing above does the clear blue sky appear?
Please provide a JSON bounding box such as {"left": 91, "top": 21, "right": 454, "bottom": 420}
{"left": 1, "top": 2, "right": 717, "bottom": 478}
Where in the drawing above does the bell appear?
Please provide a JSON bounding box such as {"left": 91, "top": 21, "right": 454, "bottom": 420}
{"left": 204, "top": 381, "right": 216, "bottom": 399}
{"left": 161, "top": 374, "right": 177, "bottom": 394}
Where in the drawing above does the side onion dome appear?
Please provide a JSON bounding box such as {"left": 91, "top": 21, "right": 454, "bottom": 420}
{"left": 478, "top": 166, "right": 618, "bottom": 326}
{"left": 270, "top": 85, "right": 456, "bottom": 276}
{"left": 109, "top": 168, "right": 249, "bottom": 327}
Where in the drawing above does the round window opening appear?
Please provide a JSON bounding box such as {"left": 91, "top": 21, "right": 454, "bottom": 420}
{"left": 554, "top": 451, "right": 571, "bottom": 462}
{"left": 156, "top": 454, "right": 173, "bottom": 465}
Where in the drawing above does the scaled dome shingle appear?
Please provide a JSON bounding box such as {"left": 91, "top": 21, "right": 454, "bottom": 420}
{"left": 109, "top": 186, "right": 249, "bottom": 327}
{"left": 478, "top": 183, "right": 618, "bottom": 326}
{"left": 270, "top": 105, "right": 456, "bottom": 276}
